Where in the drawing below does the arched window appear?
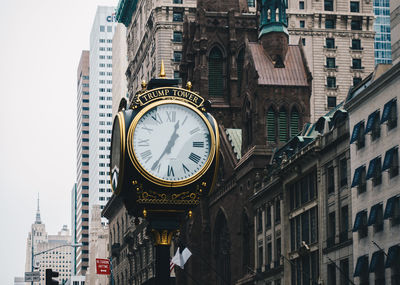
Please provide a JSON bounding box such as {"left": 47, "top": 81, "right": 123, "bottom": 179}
{"left": 214, "top": 211, "right": 231, "bottom": 285}
{"left": 237, "top": 49, "right": 245, "bottom": 96}
{"left": 290, "top": 107, "right": 299, "bottom": 138}
{"left": 267, "top": 107, "right": 276, "bottom": 142}
{"left": 209, "top": 47, "right": 223, "bottom": 97}
{"left": 278, "top": 108, "right": 288, "bottom": 142}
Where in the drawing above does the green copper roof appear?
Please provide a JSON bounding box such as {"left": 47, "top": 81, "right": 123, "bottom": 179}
{"left": 259, "top": 0, "right": 288, "bottom": 38}
{"left": 116, "top": 0, "right": 138, "bottom": 27}
{"left": 258, "top": 23, "right": 288, "bottom": 38}
{"left": 226, "top": 128, "right": 242, "bottom": 160}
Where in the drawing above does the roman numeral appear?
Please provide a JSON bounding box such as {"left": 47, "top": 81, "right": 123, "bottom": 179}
{"left": 193, "top": 141, "right": 204, "bottom": 148}
{"left": 142, "top": 125, "right": 153, "bottom": 134}
{"left": 166, "top": 111, "right": 176, "bottom": 122}
{"left": 167, "top": 165, "right": 175, "bottom": 177}
{"left": 138, "top": 139, "right": 150, "bottom": 147}
{"left": 182, "top": 164, "right": 190, "bottom": 174}
{"left": 188, "top": 152, "right": 201, "bottom": 164}
{"left": 189, "top": 127, "right": 200, "bottom": 135}
{"left": 182, "top": 115, "right": 188, "bottom": 126}
{"left": 140, "top": 150, "right": 152, "bottom": 163}
{"left": 151, "top": 112, "right": 163, "bottom": 124}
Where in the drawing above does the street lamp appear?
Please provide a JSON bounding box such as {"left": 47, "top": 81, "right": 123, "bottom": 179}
{"left": 30, "top": 229, "right": 82, "bottom": 285}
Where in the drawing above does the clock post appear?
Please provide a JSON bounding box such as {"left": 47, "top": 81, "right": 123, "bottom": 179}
{"left": 110, "top": 68, "right": 219, "bottom": 285}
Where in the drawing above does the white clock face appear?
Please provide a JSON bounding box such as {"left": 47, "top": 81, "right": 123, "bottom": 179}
{"left": 132, "top": 102, "right": 212, "bottom": 182}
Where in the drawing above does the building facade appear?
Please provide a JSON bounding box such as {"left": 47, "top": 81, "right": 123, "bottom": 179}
{"left": 75, "top": 50, "right": 90, "bottom": 276}
{"left": 112, "top": 23, "right": 128, "bottom": 118}
{"left": 373, "top": 0, "right": 392, "bottom": 64}
{"left": 115, "top": 0, "right": 196, "bottom": 99}
{"left": 345, "top": 62, "right": 400, "bottom": 285}
{"left": 25, "top": 201, "right": 72, "bottom": 284}
{"left": 251, "top": 105, "right": 353, "bottom": 285}
{"left": 391, "top": 0, "right": 400, "bottom": 65}
{"left": 286, "top": 0, "right": 375, "bottom": 121}
{"left": 88, "top": 6, "right": 116, "bottom": 219}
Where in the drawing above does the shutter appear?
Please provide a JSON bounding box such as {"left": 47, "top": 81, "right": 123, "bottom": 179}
{"left": 267, "top": 109, "right": 276, "bottom": 142}
{"left": 278, "top": 110, "right": 288, "bottom": 142}
{"left": 209, "top": 48, "right": 223, "bottom": 97}
{"left": 290, "top": 109, "right": 299, "bottom": 138}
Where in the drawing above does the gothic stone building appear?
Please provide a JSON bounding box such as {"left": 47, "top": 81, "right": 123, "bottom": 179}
{"left": 177, "top": 0, "right": 312, "bottom": 284}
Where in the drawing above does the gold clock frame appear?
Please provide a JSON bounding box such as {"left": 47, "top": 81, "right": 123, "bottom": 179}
{"left": 127, "top": 99, "right": 216, "bottom": 188}
{"left": 110, "top": 111, "right": 126, "bottom": 195}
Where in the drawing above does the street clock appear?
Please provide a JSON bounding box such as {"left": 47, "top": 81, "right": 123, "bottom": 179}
{"left": 127, "top": 100, "right": 216, "bottom": 187}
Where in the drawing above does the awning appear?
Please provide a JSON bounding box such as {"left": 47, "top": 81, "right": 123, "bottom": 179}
{"left": 353, "top": 210, "right": 366, "bottom": 232}
{"left": 386, "top": 245, "right": 400, "bottom": 268}
{"left": 368, "top": 204, "right": 381, "bottom": 226}
{"left": 365, "top": 111, "right": 379, "bottom": 134}
{"left": 351, "top": 165, "right": 365, "bottom": 188}
{"left": 370, "top": 250, "right": 384, "bottom": 272}
{"left": 354, "top": 255, "right": 368, "bottom": 277}
{"left": 384, "top": 196, "right": 398, "bottom": 219}
{"left": 350, "top": 122, "right": 362, "bottom": 144}
{"left": 382, "top": 146, "right": 398, "bottom": 171}
{"left": 381, "top": 98, "right": 397, "bottom": 124}
{"left": 366, "top": 157, "right": 381, "bottom": 180}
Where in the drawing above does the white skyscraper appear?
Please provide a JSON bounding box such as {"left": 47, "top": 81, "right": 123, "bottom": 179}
{"left": 89, "top": 6, "right": 116, "bottom": 221}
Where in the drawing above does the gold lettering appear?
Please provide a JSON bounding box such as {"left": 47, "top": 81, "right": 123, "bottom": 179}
{"left": 157, "top": 90, "right": 165, "bottom": 96}
{"left": 148, "top": 93, "right": 154, "bottom": 100}
{"left": 192, "top": 96, "right": 198, "bottom": 104}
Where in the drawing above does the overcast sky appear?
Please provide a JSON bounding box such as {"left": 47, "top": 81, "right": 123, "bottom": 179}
{"left": 0, "top": 0, "right": 117, "bottom": 282}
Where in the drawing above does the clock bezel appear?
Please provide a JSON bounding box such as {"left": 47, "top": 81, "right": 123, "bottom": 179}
{"left": 110, "top": 111, "right": 126, "bottom": 195}
{"left": 127, "top": 99, "right": 216, "bottom": 188}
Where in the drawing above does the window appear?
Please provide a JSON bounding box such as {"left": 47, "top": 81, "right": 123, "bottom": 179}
{"left": 301, "top": 38, "right": 306, "bottom": 46}
{"left": 324, "top": 0, "right": 333, "bottom": 11}
{"left": 266, "top": 242, "right": 272, "bottom": 268}
{"left": 237, "top": 49, "right": 245, "bottom": 95}
{"left": 350, "top": 1, "right": 359, "bottom": 12}
{"left": 325, "top": 18, "right": 335, "bottom": 29}
{"left": 340, "top": 206, "right": 349, "bottom": 243}
{"left": 107, "top": 26, "right": 112, "bottom": 32}
{"left": 173, "top": 0, "right": 182, "bottom": 3}
{"left": 266, "top": 205, "right": 271, "bottom": 228}
{"left": 299, "top": 1, "right": 304, "bottom": 9}
{"left": 353, "top": 77, "right": 362, "bottom": 86}
{"left": 339, "top": 158, "right": 347, "bottom": 187}
{"left": 351, "top": 20, "right": 362, "bottom": 30}
{"left": 258, "top": 244, "right": 263, "bottom": 269}
{"left": 326, "top": 57, "right": 336, "bottom": 68}
{"left": 327, "top": 263, "right": 336, "bottom": 285}
{"left": 382, "top": 147, "right": 399, "bottom": 178}
{"left": 248, "top": 0, "right": 255, "bottom": 7}
{"left": 257, "top": 210, "right": 263, "bottom": 233}
{"left": 353, "top": 210, "right": 368, "bottom": 238}
{"left": 100, "top": 25, "right": 105, "bottom": 32}
{"left": 208, "top": 47, "right": 223, "bottom": 97}
{"left": 384, "top": 196, "right": 400, "bottom": 226}
{"left": 326, "top": 38, "right": 335, "bottom": 49}
{"left": 173, "top": 31, "right": 182, "bottom": 43}
{"left": 369, "top": 156, "right": 382, "bottom": 186}
{"left": 350, "top": 121, "right": 365, "bottom": 148}
{"left": 327, "top": 212, "right": 336, "bottom": 247}
{"left": 290, "top": 108, "right": 299, "bottom": 137}
{"left": 289, "top": 207, "right": 318, "bottom": 251}
{"left": 173, "top": 12, "right": 183, "bottom": 22}
{"left": 173, "top": 51, "right": 182, "bottom": 62}
{"left": 289, "top": 171, "right": 317, "bottom": 210}
{"left": 278, "top": 108, "right": 288, "bottom": 142}
{"left": 300, "top": 20, "right": 305, "bottom": 28}
{"left": 327, "top": 166, "right": 335, "bottom": 194}
{"left": 365, "top": 110, "right": 381, "bottom": 140}
{"left": 352, "top": 39, "right": 361, "bottom": 50}
{"left": 340, "top": 259, "right": 350, "bottom": 285}
{"left": 267, "top": 108, "right": 276, "bottom": 142}
{"left": 174, "top": 70, "right": 180, "bottom": 79}
{"left": 327, "top": 77, "right": 336, "bottom": 88}
{"left": 351, "top": 165, "right": 366, "bottom": 193}
{"left": 368, "top": 203, "right": 383, "bottom": 232}
{"left": 275, "top": 200, "right": 281, "bottom": 223}
{"left": 381, "top": 98, "right": 397, "bottom": 130}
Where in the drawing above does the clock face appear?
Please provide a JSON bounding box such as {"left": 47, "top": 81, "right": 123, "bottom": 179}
{"left": 131, "top": 101, "right": 213, "bottom": 185}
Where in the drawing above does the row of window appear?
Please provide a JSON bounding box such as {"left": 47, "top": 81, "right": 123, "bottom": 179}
{"left": 315, "top": 0, "right": 361, "bottom": 12}
{"left": 99, "top": 71, "right": 112, "bottom": 76}
{"left": 266, "top": 107, "right": 300, "bottom": 143}
{"left": 99, "top": 88, "right": 112, "bottom": 93}
{"left": 299, "top": 18, "right": 362, "bottom": 30}
{"left": 99, "top": 47, "right": 112, "bottom": 52}
{"left": 351, "top": 98, "right": 398, "bottom": 148}
{"left": 353, "top": 195, "right": 400, "bottom": 238}
{"left": 99, "top": 113, "right": 113, "bottom": 117}
{"left": 256, "top": 200, "right": 281, "bottom": 233}
{"left": 353, "top": 245, "right": 400, "bottom": 284}
{"left": 99, "top": 26, "right": 113, "bottom": 33}
{"left": 99, "top": 63, "right": 112, "bottom": 68}
{"left": 99, "top": 55, "right": 112, "bottom": 60}
{"left": 352, "top": 146, "right": 399, "bottom": 192}
{"left": 99, "top": 39, "right": 112, "bottom": 43}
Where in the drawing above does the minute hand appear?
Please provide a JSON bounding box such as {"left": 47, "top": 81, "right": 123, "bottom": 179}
{"left": 151, "top": 121, "right": 180, "bottom": 170}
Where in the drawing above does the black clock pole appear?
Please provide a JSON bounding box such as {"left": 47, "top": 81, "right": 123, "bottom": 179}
{"left": 155, "top": 243, "right": 171, "bottom": 284}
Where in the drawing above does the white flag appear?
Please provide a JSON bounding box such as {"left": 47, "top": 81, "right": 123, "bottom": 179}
{"left": 171, "top": 247, "right": 192, "bottom": 269}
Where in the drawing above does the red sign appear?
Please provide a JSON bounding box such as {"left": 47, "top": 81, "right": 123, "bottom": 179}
{"left": 96, "top": 258, "right": 111, "bottom": 275}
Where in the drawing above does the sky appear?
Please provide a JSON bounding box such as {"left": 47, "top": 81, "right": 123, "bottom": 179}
{"left": 0, "top": 0, "right": 117, "bottom": 283}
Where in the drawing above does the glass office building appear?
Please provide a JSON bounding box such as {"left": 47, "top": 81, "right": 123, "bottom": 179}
{"left": 374, "top": 0, "right": 392, "bottom": 64}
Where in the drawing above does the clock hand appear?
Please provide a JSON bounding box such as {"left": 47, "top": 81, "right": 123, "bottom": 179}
{"left": 151, "top": 121, "right": 180, "bottom": 170}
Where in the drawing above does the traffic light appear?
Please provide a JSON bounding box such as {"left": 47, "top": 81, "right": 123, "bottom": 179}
{"left": 45, "top": 268, "right": 59, "bottom": 285}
